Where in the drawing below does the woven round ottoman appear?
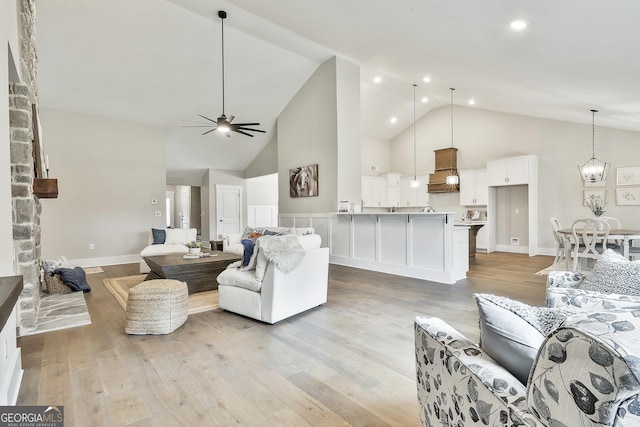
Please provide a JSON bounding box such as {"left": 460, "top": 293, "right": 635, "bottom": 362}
{"left": 125, "top": 279, "right": 188, "bottom": 335}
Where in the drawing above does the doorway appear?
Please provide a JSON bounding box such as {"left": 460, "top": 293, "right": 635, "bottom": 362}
{"left": 216, "top": 184, "right": 242, "bottom": 237}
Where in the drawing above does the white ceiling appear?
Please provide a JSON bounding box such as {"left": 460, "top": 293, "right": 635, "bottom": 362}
{"left": 35, "top": 0, "right": 640, "bottom": 180}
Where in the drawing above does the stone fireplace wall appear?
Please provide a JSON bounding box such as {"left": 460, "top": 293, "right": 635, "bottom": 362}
{"left": 10, "top": 0, "right": 41, "bottom": 335}
{"left": 9, "top": 84, "right": 40, "bottom": 334}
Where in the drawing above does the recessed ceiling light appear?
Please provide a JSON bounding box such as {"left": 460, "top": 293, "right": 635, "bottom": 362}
{"left": 468, "top": 99, "right": 475, "bottom": 105}
{"left": 423, "top": 76, "right": 431, "bottom": 83}
{"left": 374, "top": 76, "right": 382, "bottom": 84}
{"left": 421, "top": 97, "right": 428, "bottom": 103}
{"left": 390, "top": 117, "right": 397, "bottom": 124}
{"left": 510, "top": 20, "right": 527, "bottom": 31}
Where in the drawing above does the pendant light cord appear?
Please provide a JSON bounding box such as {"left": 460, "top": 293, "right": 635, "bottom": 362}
{"left": 591, "top": 109, "right": 597, "bottom": 160}
{"left": 413, "top": 84, "right": 417, "bottom": 181}
{"left": 220, "top": 12, "right": 226, "bottom": 115}
{"left": 450, "top": 88, "right": 455, "bottom": 164}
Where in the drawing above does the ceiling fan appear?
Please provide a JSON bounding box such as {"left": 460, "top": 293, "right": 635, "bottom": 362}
{"left": 184, "top": 10, "right": 265, "bottom": 138}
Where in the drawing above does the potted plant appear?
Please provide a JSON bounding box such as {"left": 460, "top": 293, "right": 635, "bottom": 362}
{"left": 186, "top": 241, "right": 201, "bottom": 254}
{"left": 585, "top": 194, "right": 606, "bottom": 217}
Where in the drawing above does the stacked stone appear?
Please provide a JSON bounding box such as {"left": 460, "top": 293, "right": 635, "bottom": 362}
{"left": 9, "top": 83, "right": 41, "bottom": 334}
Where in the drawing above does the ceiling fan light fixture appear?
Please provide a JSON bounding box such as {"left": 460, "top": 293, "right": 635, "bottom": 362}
{"left": 185, "top": 10, "right": 264, "bottom": 138}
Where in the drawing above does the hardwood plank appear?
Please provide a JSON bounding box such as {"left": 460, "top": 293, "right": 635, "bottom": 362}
{"left": 16, "top": 252, "right": 552, "bottom": 425}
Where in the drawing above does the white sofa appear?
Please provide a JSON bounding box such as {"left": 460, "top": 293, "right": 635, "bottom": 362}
{"left": 139, "top": 228, "right": 197, "bottom": 273}
{"left": 221, "top": 227, "right": 316, "bottom": 256}
{"left": 217, "top": 234, "right": 329, "bottom": 324}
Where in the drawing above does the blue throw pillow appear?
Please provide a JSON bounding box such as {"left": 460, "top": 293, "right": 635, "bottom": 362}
{"left": 151, "top": 228, "right": 166, "bottom": 245}
{"left": 241, "top": 239, "right": 256, "bottom": 266}
{"left": 54, "top": 267, "right": 92, "bottom": 292}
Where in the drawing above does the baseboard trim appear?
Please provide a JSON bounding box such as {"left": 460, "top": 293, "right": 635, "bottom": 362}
{"left": 495, "top": 244, "right": 529, "bottom": 254}
{"left": 66, "top": 254, "right": 139, "bottom": 268}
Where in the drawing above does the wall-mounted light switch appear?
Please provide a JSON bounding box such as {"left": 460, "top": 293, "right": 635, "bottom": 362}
{"left": 151, "top": 199, "right": 158, "bottom": 205}
{"left": 155, "top": 211, "right": 162, "bottom": 217}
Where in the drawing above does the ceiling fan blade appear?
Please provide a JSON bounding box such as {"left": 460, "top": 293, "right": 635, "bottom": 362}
{"left": 234, "top": 129, "right": 254, "bottom": 137}
{"left": 201, "top": 128, "right": 217, "bottom": 135}
{"left": 197, "top": 114, "right": 218, "bottom": 123}
{"left": 179, "top": 118, "right": 214, "bottom": 124}
{"left": 231, "top": 123, "right": 261, "bottom": 127}
{"left": 236, "top": 127, "right": 266, "bottom": 133}
{"left": 227, "top": 115, "right": 235, "bottom": 123}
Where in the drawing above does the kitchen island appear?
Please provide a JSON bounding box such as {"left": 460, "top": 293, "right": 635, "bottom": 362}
{"left": 329, "top": 212, "right": 468, "bottom": 284}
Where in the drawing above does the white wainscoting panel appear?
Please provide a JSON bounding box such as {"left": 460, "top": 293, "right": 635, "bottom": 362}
{"left": 410, "top": 215, "right": 445, "bottom": 270}
{"left": 353, "top": 215, "right": 377, "bottom": 261}
{"left": 329, "top": 215, "right": 351, "bottom": 258}
{"left": 378, "top": 215, "right": 407, "bottom": 266}
{"left": 248, "top": 205, "right": 278, "bottom": 228}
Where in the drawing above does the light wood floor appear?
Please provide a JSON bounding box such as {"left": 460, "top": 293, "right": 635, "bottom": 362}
{"left": 16, "top": 252, "right": 552, "bottom": 426}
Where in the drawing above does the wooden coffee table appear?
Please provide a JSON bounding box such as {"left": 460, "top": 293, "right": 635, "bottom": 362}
{"left": 143, "top": 251, "right": 241, "bottom": 294}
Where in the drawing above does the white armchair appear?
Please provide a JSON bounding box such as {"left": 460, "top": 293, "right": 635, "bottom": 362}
{"left": 217, "top": 234, "right": 329, "bottom": 324}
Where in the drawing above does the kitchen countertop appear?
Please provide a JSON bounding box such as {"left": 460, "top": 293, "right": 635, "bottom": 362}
{"left": 337, "top": 212, "right": 456, "bottom": 215}
{"left": 454, "top": 220, "right": 487, "bottom": 226}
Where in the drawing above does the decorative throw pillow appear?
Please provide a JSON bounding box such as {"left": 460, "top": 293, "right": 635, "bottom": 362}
{"left": 474, "top": 293, "right": 570, "bottom": 384}
{"left": 164, "top": 228, "right": 187, "bottom": 245}
{"left": 151, "top": 228, "right": 166, "bottom": 245}
{"left": 54, "top": 267, "right": 91, "bottom": 292}
{"left": 581, "top": 249, "right": 640, "bottom": 296}
{"left": 240, "top": 239, "right": 259, "bottom": 268}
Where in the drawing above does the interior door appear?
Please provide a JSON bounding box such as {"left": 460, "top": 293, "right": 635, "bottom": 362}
{"left": 216, "top": 185, "right": 242, "bottom": 237}
{"left": 179, "top": 186, "right": 190, "bottom": 229}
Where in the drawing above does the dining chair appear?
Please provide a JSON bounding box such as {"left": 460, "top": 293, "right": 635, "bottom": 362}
{"left": 599, "top": 216, "right": 621, "bottom": 229}
{"left": 571, "top": 218, "right": 610, "bottom": 271}
{"left": 549, "top": 217, "right": 567, "bottom": 267}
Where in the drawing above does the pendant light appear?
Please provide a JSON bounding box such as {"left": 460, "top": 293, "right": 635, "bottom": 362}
{"left": 445, "top": 88, "right": 459, "bottom": 185}
{"left": 410, "top": 84, "right": 420, "bottom": 188}
{"left": 579, "top": 109, "right": 609, "bottom": 183}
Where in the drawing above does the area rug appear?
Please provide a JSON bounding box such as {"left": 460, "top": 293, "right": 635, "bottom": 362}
{"left": 535, "top": 262, "right": 569, "bottom": 275}
{"left": 83, "top": 266, "right": 104, "bottom": 274}
{"left": 103, "top": 275, "right": 219, "bottom": 315}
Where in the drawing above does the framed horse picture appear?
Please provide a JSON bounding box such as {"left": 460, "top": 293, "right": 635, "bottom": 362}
{"left": 289, "top": 164, "right": 318, "bottom": 197}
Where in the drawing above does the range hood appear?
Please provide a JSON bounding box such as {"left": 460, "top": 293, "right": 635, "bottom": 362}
{"left": 428, "top": 147, "right": 460, "bottom": 193}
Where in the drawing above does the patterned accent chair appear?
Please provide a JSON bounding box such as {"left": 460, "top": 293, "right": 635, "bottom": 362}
{"left": 546, "top": 271, "right": 640, "bottom": 311}
{"left": 415, "top": 311, "right": 640, "bottom": 426}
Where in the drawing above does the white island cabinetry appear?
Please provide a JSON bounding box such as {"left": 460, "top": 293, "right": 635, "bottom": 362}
{"left": 329, "top": 213, "right": 468, "bottom": 284}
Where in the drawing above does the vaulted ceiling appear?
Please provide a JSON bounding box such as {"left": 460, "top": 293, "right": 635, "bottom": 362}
{"left": 35, "top": 0, "right": 640, "bottom": 180}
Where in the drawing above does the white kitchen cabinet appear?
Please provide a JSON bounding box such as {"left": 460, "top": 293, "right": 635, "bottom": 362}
{"left": 387, "top": 187, "right": 400, "bottom": 207}
{"left": 399, "top": 176, "right": 430, "bottom": 207}
{"left": 384, "top": 172, "right": 401, "bottom": 187}
{"left": 362, "top": 176, "right": 388, "bottom": 207}
{"left": 487, "top": 156, "right": 530, "bottom": 186}
{"left": 459, "top": 169, "right": 488, "bottom": 205}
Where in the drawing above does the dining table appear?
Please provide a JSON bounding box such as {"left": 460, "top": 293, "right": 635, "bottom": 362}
{"left": 558, "top": 228, "right": 640, "bottom": 266}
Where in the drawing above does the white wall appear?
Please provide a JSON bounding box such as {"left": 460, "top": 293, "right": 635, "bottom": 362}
{"left": 39, "top": 108, "right": 167, "bottom": 265}
{"left": 335, "top": 57, "right": 361, "bottom": 208}
{"left": 361, "top": 135, "right": 391, "bottom": 176}
{"left": 1, "top": 2, "right": 20, "bottom": 275}
{"left": 390, "top": 105, "right": 640, "bottom": 251}
{"left": 278, "top": 56, "right": 360, "bottom": 214}
{"left": 278, "top": 57, "right": 337, "bottom": 214}
{"left": 247, "top": 177, "right": 278, "bottom": 206}
{"left": 244, "top": 135, "right": 278, "bottom": 179}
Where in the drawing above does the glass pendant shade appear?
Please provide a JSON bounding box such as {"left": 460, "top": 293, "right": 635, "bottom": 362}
{"left": 579, "top": 109, "right": 609, "bottom": 184}
{"left": 579, "top": 158, "right": 609, "bottom": 183}
{"left": 409, "top": 179, "right": 420, "bottom": 188}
